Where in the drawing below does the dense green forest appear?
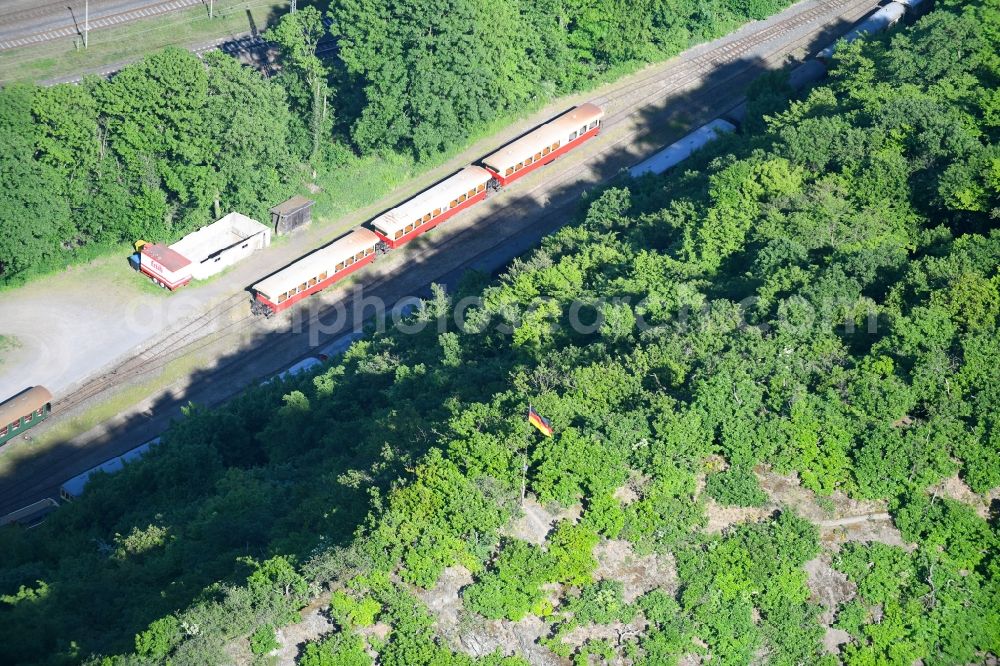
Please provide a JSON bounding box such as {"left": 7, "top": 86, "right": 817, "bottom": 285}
{"left": 2, "top": 0, "right": 1000, "bottom": 664}
{"left": 0, "top": 0, "right": 794, "bottom": 285}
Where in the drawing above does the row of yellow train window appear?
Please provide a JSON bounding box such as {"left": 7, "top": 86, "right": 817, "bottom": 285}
{"left": 392, "top": 182, "right": 487, "bottom": 240}
{"left": 274, "top": 247, "right": 375, "bottom": 303}
{"left": 504, "top": 141, "right": 560, "bottom": 177}
{"left": 269, "top": 120, "right": 600, "bottom": 303}
{"left": 501, "top": 120, "right": 600, "bottom": 177}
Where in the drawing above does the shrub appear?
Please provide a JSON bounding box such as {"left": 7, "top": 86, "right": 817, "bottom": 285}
{"left": 704, "top": 465, "right": 768, "bottom": 507}
{"left": 249, "top": 624, "right": 280, "bottom": 656}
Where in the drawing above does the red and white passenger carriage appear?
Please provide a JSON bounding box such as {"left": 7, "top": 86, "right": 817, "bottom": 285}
{"left": 369, "top": 166, "right": 494, "bottom": 249}
{"left": 250, "top": 103, "right": 604, "bottom": 315}
{"left": 480, "top": 103, "right": 604, "bottom": 187}
{"left": 251, "top": 228, "right": 381, "bottom": 313}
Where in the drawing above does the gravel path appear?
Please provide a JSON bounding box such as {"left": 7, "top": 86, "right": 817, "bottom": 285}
{"left": 0, "top": 269, "right": 165, "bottom": 399}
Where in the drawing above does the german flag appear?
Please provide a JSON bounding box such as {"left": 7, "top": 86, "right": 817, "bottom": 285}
{"left": 528, "top": 406, "right": 554, "bottom": 437}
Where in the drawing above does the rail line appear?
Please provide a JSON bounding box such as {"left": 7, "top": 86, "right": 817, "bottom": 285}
{"left": 50, "top": 292, "right": 252, "bottom": 416}
{"left": 0, "top": 1, "right": 81, "bottom": 26}
{"left": 594, "top": 0, "right": 861, "bottom": 113}
{"left": 41, "top": 0, "right": 873, "bottom": 421}
{"left": 45, "top": 0, "right": 876, "bottom": 421}
{"left": 216, "top": 0, "right": 880, "bottom": 365}
{"left": 0, "top": 0, "right": 880, "bottom": 514}
{"left": 501, "top": 0, "right": 871, "bottom": 199}
{"left": 0, "top": 0, "right": 203, "bottom": 51}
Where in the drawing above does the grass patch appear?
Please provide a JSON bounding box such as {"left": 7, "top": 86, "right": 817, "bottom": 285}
{"left": 0, "top": 0, "right": 288, "bottom": 84}
{"left": 0, "top": 336, "right": 20, "bottom": 368}
{"left": 0, "top": 242, "right": 169, "bottom": 300}
{"left": 0, "top": 241, "right": 124, "bottom": 293}
{"left": 299, "top": 102, "right": 576, "bottom": 237}
{"left": 310, "top": 151, "right": 417, "bottom": 223}
{"left": 82, "top": 248, "right": 169, "bottom": 295}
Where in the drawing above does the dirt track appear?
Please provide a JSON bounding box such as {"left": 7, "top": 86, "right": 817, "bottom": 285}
{"left": 818, "top": 513, "right": 892, "bottom": 528}
{"left": 0, "top": 0, "right": 883, "bottom": 517}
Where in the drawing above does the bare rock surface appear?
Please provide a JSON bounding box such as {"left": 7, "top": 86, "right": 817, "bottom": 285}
{"left": 273, "top": 596, "right": 336, "bottom": 665}
{"left": 929, "top": 474, "right": 1000, "bottom": 520}
{"left": 415, "top": 565, "right": 563, "bottom": 665}
{"left": 560, "top": 619, "right": 646, "bottom": 661}
{"left": 803, "top": 555, "right": 857, "bottom": 654}
{"left": 505, "top": 496, "right": 581, "bottom": 545}
{"left": 593, "top": 538, "right": 677, "bottom": 603}
{"left": 823, "top": 627, "right": 854, "bottom": 655}
{"left": 757, "top": 468, "right": 885, "bottom": 523}
{"left": 613, "top": 479, "right": 642, "bottom": 505}
{"left": 703, "top": 498, "right": 771, "bottom": 533}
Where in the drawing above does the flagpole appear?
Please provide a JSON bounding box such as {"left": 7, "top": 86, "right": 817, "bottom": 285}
{"left": 521, "top": 402, "right": 530, "bottom": 508}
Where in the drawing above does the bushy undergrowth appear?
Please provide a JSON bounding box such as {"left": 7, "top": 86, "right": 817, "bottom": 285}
{"left": 0, "top": 0, "right": 998, "bottom": 664}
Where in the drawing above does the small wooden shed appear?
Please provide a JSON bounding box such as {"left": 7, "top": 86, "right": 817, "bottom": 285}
{"left": 270, "top": 196, "right": 315, "bottom": 235}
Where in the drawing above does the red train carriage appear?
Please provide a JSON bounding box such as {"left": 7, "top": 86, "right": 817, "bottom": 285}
{"left": 252, "top": 228, "right": 381, "bottom": 314}
{"left": 0, "top": 386, "right": 53, "bottom": 446}
{"left": 369, "top": 166, "right": 494, "bottom": 249}
{"left": 481, "top": 103, "right": 605, "bottom": 187}
{"left": 248, "top": 103, "right": 605, "bottom": 317}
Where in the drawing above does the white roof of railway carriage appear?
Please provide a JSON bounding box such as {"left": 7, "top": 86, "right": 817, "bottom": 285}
{"left": 547, "top": 102, "right": 604, "bottom": 137}
{"left": 61, "top": 438, "right": 160, "bottom": 498}
{"left": 369, "top": 166, "right": 493, "bottom": 237}
{"left": 481, "top": 103, "right": 605, "bottom": 174}
{"left": 252, "top": 228, "right": 380, "bottom": 299}
{"left": 629, "top": 119, "right": 736, "bottom": 178}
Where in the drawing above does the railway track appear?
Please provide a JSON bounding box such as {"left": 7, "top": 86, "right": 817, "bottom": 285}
{"left": 37, "top": 13, "right": 336, "bottom": 88}
{"left": 0, "top": 0, "right": 882, "bottom": 515}
{"left": 594, "top": 0, "right": 862, "bottom": 114}
{"left": 0, "top": 0, "right": 203, "bottom": 51}
{"left": 0, "top": 1, "right": 85, "bottom": 27}
{"left": 50, "top": 292, "right": 252, "bottom": 416}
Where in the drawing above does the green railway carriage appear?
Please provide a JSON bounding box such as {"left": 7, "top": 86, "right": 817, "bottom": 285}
{"left": 0, "top": 386, "right": 53, "bottom": 445}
